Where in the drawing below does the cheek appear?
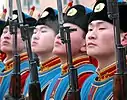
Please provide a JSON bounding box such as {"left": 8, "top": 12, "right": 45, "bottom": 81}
{"left": 85, "top": 35, "right": 89, "bottom": 43}
{"left": 47, "top": 35, "right": 55, "bottom": 44}
{"left": 17, "top": 38, "right": 24, "bottom": 49}
{"left": 71, "top": 40, "right": 83, "bottom": 55}
{"left": 39, "top": 36, "right": 45, "bottom": 44}
{"left": 1, "top": 35, "right": 3, "bottom": 40}
{"left": 38, "top": 35, "right": 55, "bottom": 52}
{"left": 41, "top": 35, "right": 55, "bottom": 46}
{"left": 31, "top": 35, "right": 35, "bottom": 41}
{"left": 100, "top": 34, "right": 115, "bottom": 51}
{"left": 71, "top": 36, "right": 83, "bottom": 50}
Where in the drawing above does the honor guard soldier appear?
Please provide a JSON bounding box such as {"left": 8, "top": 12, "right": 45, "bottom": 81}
{"left": 23, "top": 7, "right": 61, "bottom": 99}
{"left": 0, "top": 20, "right": 6, "bottom": 72}
{"left": 0, "top": 10, "right": 36, "bottom": 100}
{"left": 0, "top": 9, "right": 7, "bottom": 72}
{"left": 81, "top": 0, "right": 127, "bottom": 99}
{"left": 45, "top": 5, "right": 96, "bottom": 100}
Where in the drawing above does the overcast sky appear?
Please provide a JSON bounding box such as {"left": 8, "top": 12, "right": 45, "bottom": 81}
{"left": 0, "top": 1, "right": 4, "bottom": 12}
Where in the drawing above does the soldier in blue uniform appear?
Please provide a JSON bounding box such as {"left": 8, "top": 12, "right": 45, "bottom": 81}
{"left": 0, "top": 10, "right": 36, "bottom": 100}
{"left": 23, "top": 7, "right": 61, "bottom": 99}
{"left": 0, "top": 20, "right": 6, "bottom": 72}
{"left": 45, "top": 5, "right": 96, "bottom": 100}
{"left": 0, "top": 9, "right": 7, "bottom": 72}
{"left": 81, "top": 0, "right": 127, "bottom": 99}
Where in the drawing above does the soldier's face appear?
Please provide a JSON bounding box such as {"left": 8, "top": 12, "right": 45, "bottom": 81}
{"left": 0, "top": 26, "right": 25, "bottom": 54}
{"left": 86, "top": 20, "right": 115, "bottom": 58}
{"left": 31, "top": 25, "right": 56, "bottom": 54}
{"left": 53, "top": 23, "right": 86, "bottom": 57}
{"left": 121, "top": 32, "right": 127, "bottom": 55}
{"left": 121, "top": 32, "right": 127, "bottom": 46}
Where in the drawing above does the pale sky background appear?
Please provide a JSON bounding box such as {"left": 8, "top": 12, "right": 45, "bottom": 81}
{"left": 0, "top": 1, "right": 4, "bottom": 12}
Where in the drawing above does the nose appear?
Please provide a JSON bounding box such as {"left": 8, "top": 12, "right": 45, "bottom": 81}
{"left": 88, "top": 35, "right": 96, "bottom": 40}
{"left": 56, "top": 33, "right": 61, "bottom": 39}
{"left": 87, "top": 31, "right": 96, "bottom": 40}
{"left": 33, "top": 36, "right": 39, "bottom": 40}
{"left": 32, "top": 34, "right": 39, "bottom": 40}
{"left": 3, "top": 31, "right": 11, "bottom": 40}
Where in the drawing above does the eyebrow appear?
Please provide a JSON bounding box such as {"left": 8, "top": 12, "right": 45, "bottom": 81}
{"left": 36, "top": 26, "right": 48, "bottom": 30}
{"left": 89, "top": 21, "right": 105, "bottom": 27}
{"left": 4, "top": 27, "right": 9, "bottom": 30}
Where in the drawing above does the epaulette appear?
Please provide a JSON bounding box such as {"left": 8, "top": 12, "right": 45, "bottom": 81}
{"left": 97, "top": 62, "right": 116, "bottom": 81}
{"left": 61, "top": 55, "right": 91, "bottom": 75}
{"left": 4, "top": 52, "right": 28, "bottom": 72}
{"left": 39, "top": 56, "right": 61, "bottom": 73}
{"left": 0, "top": 51, "right": 6, "bottom": 61}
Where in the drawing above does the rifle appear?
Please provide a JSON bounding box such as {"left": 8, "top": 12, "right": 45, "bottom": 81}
{"left": 24, "top": 25, "right": 42, "bottom": 100}
{"left": 33, "top": 53, "right": 40, "bottom": 67}
{"left": 106, "top": 0, "right": 127, "bottom": 99}
{"left": 57, "top": 0, "right": 80, "bottom": 100}
{"left": 16, "top": 0, "right": 41, "bottom": 100}
{"left": 4, "top": 0, "right": 24, "bottom": 100}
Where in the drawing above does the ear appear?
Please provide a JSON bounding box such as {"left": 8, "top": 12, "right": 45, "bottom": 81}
{"left": 80, "top": 43, "right": 86, "bottom": 53}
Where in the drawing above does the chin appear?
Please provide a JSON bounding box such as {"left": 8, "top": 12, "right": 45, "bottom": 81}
{"left": 52, "top": 49, "right": 65, "bottom": 56}
{"left": 87, "top": 51, "right": 97, "bottom": 57}
{"left": 52, "top": 49, "right": 59, "bottom": 55}
{"left": 32, "top": 49, "right": 36, "bottom": 52}
{"left": 32, "top": 49, "right": 40, "bottom": 54}
{"left": 1, "top": 47, "right": 11, "bottom": 53}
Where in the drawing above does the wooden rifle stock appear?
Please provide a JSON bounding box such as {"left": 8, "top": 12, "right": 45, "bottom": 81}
{"left": 16, "top": 0, "right": 41, "bottom": 99}
{"left": 113, "top": 43, "right": 127, "bottom": 100}
{"left": 4, "top": 0, "right": 24, "bottom": 99}
{"left": 106, "top": 0, "right": 127, "bottom": 99}
{"left": 22, "top": 25, "right": 41, "bottom": 100}
{"left": 57, "top": 0, "right": 80, "bottom": 99}
{"left": 114, "top": 74, "right": 127, "bottom": 100}
{"left": 67, "top": 69, "right": 81, "bottom": 100}
{"left": 4, "top": 21, "right": 24, "bottom": 100}
{"left": 64, "top": 27, "right": 80, "bottom": 100}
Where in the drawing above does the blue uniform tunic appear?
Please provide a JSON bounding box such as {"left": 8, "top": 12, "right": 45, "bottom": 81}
{"left": 45, "top": 56, "right": 96, "bottom": 100}
{"left": 81, "top": 62, "right": 116, "bottom": 100}
{"left": 0, "top": 52, "right": 29, "bottom": 100}
{"left": 23, "top": 57, "right": 61, "bottom": 99}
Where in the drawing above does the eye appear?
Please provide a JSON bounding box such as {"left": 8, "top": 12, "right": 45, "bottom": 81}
{"left": 99, "top": 27, "right": 106, "bottom": 30}
{"left": 68, "top": 28, "right": 77, "bottom": 33}
{"left": 3, "top": 30, "right": 8, "bottom": 34}
{"left": 41, "top": 30, "right": 47, "bottom": 33}
{"left": 88, "top": 28, "right": 93, "bottom": 31}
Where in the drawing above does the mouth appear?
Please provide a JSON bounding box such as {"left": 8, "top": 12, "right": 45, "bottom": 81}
{"left": 54, "top": 41, "right": 62, "bottom": 46}
{"left": 31, "top": 41, "right": 38, "bottom": 46}
{"left": 87, "top": 42, "right": 97, "bottom": 47}
{"left": 1, "top": 41, "right": 10, "bottom": 45}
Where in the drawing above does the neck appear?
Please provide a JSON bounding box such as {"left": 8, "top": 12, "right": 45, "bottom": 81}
{"left": 38, "top": 52, "right": 56, "bottom": 63}
{"left": 97, "top": 54, "right": 116, "bottom": 70}
{"left": 3, "top": 51, "right": 26, "bottom": 63}
{"left": 3, "top": 53, "right": 13, "bottom": 63}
